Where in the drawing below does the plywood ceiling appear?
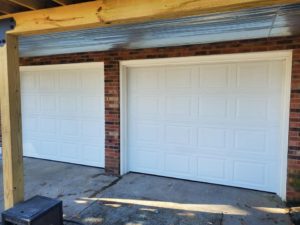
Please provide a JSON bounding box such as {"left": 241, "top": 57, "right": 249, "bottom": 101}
{"left": 0, "top": 0, "right": 95, "bottom": 14}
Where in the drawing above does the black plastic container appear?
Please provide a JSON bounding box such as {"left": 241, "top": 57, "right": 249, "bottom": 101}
{"left": 2, "top": 195, "right": 63, "bottom": 225}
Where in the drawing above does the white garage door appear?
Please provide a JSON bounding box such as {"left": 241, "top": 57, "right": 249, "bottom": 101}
{"left": 126, "top": 54, "right": 290, "bottom": 194}
{"left": 21, "top": 63, "right": 104, "bottom": 167}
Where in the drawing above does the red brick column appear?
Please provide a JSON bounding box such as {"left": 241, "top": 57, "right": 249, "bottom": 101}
{"left": 104, "top": 59, "right": 120, "bottom": 175}
{"left": 287, "top": 49, "right": 300, "bottom": 203}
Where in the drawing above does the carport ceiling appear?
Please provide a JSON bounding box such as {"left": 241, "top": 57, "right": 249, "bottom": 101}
{"left": 0, "top": 0, "right": 95, "bottom": 14}
{"left": 19, "top": 3, "right": 300, "bottom": 57}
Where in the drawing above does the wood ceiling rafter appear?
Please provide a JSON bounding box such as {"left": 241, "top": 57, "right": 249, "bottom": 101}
{"left": 0, "top": 0, "right": 94, "bottom": 15}
{"left": 6, "top": 0, "right": 45, "bottom": 10}
{"left": 0, "top": 0, "right": 25, "bottom": 14}
{"left": 51, "top": 0, "right": 74, "bottom": 6}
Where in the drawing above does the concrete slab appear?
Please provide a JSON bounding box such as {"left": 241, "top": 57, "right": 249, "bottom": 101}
{"left": 0, "top": 158, "right": 118, "bottom": 218}
{"left": 76, "top": 173, "right": 293, "bottom": 225}
{"left": 0, "top": 160, "right": 293, "bottom": 224}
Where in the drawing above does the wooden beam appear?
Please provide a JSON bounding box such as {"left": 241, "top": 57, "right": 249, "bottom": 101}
{"left": 51, "top": 0, "right": 74, "bottom": 6}
{"left": 0, "top": 34, "right": 24, "bottom": 209}
{"left": 0, "top": 0, "right": 299, "bottom": 36}
{"left": 7, "top": 0, "right": 45, "bottom": 10}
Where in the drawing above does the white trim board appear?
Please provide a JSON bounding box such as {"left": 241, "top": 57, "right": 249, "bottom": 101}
{"left": 119, "top": 50, "right": 293, "bottom": 200}
{"left": 20, "top": 62, "right": 104, "bottom": 71}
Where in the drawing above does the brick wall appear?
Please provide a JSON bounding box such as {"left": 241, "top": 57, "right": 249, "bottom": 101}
{"left": 20, "top": 35, "right": 300, "bottom": 202}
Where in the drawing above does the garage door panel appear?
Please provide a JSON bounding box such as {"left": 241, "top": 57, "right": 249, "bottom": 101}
{"left": 21, "top": 64, "right": 104, "bottom": 167}
{"left": 232, "top": 160, "right": 267, "bottom": 187}
{"left": 128, "top": 59, "right": 286, "bottom": 194}
{"left": 59, "top": 96, "right": 80, "bottom": 115}
{"left": 236, "top": 98, "right": 268, "bottom": 120}
{"left": 129, "top": 149, "right": 162, "bottom": 171}
{"left": 199, "top": 96, "right": 229, "bottom": 118}
{"left": 39, "top": 117, "right": 58, "bottom": 136}
{"left": 21, "top": 71, "right": 38, "bottom": 91}
{"left": 234, "top": 129, "right": 267, "bottom": 153}
{"left": 237, "top": 62, "right": 270, "bottom": 89}
{"left": 165, "top": 125, "right": 192, "bottom": 145}
{"left": 82, "top": 145, "right": 104, "bottom": 164}
{"left": 39, "top": 71, "right": 56, "bottom": 91}
{"left": 59, "top": 71, "right": 80, "bottom": 90}
{"left": 165, "top": 67, "right": 193, "bottom": 89}
{"left": 198, "top": 128, "right": 227, "bottom": 149}
{"left": 165, "top": 153, "right": 191, "bottom": 174}
{"left": 82, "top": 120, "right": 103, "bottom": 138}
{"left": 60, "top": 142, "right": 80, "bottom": 159}
{"left": 23, "top": 115, "right": 38, "bottom": 133}
{"left": 200, "top": 64, "right": 230, "bottom": 88}
{"left": 40, "top": 141, "right": 59, "bottom": 157}
{"left": 23, "top": 139, "right": 40, "bottom": 157}
{"left": 40, "top": 95, "right": 57, "bottom": 115}
{"left": 165, "top": 96, "right": 192, "bottom": 116}
{"left": 197, "top": 157, "right": 226, "bottom": 180}
{"left": 270, "top": 61, "right": 285, "bottom": 89}
{"left": 22, "top": 94, "right": 40, "bottom": 114}
{"left": 135, "top": 96, "right": 160, "bottom": 116}
{"left": 81, "top": 96, "right": 103, "bottom": 115}
{"left": 129, "top": 67, "right": 161, "bottom": 90}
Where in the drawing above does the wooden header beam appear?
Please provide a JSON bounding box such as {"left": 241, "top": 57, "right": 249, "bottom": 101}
{"left": 0, "top": 0, "right": 299, "bottom": 36}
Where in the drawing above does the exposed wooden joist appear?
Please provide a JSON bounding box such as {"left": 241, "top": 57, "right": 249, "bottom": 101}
{"left": 1, "top": 0, "right": 300, "bottom": 36}
{"left": 0, "top": 10, "right": 9, "bottom": 15}
{"left": 7, "top": 0, "right": 45, "bottom": 10}
{"left": 0, "top": 34, "right": 24, "bottom": 209}
{"left": 51, "top": 0, "right": 74, "bottom": 6}
{"left": 0, "top": 0, "right": 23, "bottom": 14}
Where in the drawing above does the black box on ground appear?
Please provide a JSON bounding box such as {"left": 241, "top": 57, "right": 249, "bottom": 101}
{"left": 2, "top": 195, "right": 63, "bottom": 225}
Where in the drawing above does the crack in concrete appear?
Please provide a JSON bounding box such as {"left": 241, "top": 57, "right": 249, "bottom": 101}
{"left": 68, "top": 176, "right": 123, "bottom": 219}
{"left": 88, "top": 176, "right": 122, "bottom": 199}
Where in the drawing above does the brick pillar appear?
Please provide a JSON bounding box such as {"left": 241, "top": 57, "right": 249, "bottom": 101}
{"left": 287, "top": 49, "right": 300, "bottom": 202}
{"left": 104, "top": 59, "right": 120, "bottom": 175}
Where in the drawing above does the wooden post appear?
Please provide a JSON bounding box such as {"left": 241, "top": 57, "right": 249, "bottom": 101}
{"left": 0, "top": 34, "right": 24, "bottom": 209}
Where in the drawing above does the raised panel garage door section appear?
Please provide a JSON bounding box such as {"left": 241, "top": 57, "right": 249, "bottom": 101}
{"left": 21, "top": 63, "right": 104, "bottom": 167}
{"left": 127, "top": 56, "right": 289, "bottom": 195}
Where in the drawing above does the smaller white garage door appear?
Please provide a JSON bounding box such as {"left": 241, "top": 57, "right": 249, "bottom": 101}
{"left": 125, "top": 52, "right": 291, "bottom": 196}
{"left": 21, "top": 63, "right": 104, "bottom": 167}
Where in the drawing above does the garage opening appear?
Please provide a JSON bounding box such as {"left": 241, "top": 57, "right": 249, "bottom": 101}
{"left": 120, "top": 51, "right": 292, "bottom": 199}
{"left": 20, "top": 63, "right": 105, "bottom": 167}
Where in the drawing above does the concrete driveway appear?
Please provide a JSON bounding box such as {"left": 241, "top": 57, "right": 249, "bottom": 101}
{"left": 0, "top": 158, "right": 293, "bottom": 225}
{"left": 76, "top": 173, "right": 293, "bottom": 225}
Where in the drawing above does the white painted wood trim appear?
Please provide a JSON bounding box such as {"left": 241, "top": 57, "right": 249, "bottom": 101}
{"left": 119, "top": 50, "right": 293, "bottom": 200}
{"left": 120, "top": 50, "right": 292, "bottom": 67}
{"left": 20, "top": 62, "right": 104, "bottom": 71}
{"left": 278, "top": 52, "right": 293, "bottom": 201}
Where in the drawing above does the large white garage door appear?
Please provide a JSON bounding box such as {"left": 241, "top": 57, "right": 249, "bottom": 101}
{"left": 127, "top": 55, "right": 289, "bottom": 194}
{"left": 21, "top": 63, "right": 104, "bottom": 167}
